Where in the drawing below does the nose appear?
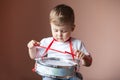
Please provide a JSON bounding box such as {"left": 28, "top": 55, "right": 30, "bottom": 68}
{"left": 57, "top": 31, "right": 62, "bottom": 37}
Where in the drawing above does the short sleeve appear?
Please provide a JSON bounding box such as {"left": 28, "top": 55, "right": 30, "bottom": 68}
{"left": 79, "top": 41, "right": 89, "bottom": 55}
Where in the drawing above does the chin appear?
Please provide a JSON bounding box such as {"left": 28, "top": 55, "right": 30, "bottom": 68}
{"left": 58, "top": 40, "right": 64, "bottom": 42}
{"left": 57, "top": 39, "right": 65, "bottom": 42}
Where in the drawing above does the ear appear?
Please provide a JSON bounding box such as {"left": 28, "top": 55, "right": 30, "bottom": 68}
{"left": 71, "top": 25, "right": 75, "bottom": 31}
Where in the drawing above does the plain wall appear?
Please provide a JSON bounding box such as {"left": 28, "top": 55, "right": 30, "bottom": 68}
{"left": 0, "top": 0, "right": 120, "bottom": 80}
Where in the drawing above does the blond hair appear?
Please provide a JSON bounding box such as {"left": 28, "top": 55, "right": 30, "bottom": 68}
{"left": 50, "top": 4, "right": 75, "bottom": 26}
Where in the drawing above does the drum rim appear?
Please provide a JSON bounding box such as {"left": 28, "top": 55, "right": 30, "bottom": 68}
{"left": 36, "top": 57, "right": 78, "bottom": 68}
{"left": 36, "top": 70, "right": 75, "bottom": 79}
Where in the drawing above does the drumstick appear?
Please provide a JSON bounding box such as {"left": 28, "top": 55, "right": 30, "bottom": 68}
{"left": 34, "top": 43, "right": 75, "bottom": 56}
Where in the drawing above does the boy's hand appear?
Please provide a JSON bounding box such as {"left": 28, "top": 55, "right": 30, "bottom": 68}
{"left": 75, "top": 50, "right": 85, "bottom": 59}
{"left": 75, "top": 50, "right": 92, "bottom": 66}
{"left": 27, "top": 40, "right": 40, "bottom": 49}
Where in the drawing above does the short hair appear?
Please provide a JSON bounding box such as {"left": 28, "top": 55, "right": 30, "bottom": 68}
{"left": 49, "top": 4, "right": 75, "bottom": 26}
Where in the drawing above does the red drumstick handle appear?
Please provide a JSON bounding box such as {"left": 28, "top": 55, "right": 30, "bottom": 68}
{"left": 65, "top": 51, "right": 76, "bottom": 56}
{"left": 34, "top": 42, "right": 40, "bottom": 46}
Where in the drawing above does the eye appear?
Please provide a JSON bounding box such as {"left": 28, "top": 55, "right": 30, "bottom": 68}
{"left": 62, "top": 30, "right": 68, "bottom": 33}
{"left": 54, "top": 29, "right": 58, "bottom": 32}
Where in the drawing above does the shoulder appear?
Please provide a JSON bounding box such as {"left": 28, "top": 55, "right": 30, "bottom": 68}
{"left": 71, "top": 37, "right": 85, "bottom": 49}
{"left": 71, "top": 37, "right": 88, "bottom": 54}
{"left": 71, "top": 37, "right": 82, "bottom": 44}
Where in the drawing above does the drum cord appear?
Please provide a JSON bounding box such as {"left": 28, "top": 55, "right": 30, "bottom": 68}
{"left": 34, "top": 45, "right": 76, "bottom": 56}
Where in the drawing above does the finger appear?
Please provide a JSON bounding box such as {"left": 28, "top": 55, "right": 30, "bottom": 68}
{"left": 27, "top": 40, "right": 37, "bottom": 48}
{"left": 78, "top": 51, "right": 82, "bottom": 58}
{"left": 34, "top": 42, "right": 40, "bottom": 46}
{"left": 75, "top": 50, "right": 80, "bottom": 57}
{"left": 78, "top": 52, "right": 85, "bottom": 59}
{"left": 81, "top": 54, "right": 85, "bottom": 59}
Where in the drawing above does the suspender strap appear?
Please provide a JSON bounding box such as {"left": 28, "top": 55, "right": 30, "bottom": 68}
{"left": 35, "top": 37, "right": 75, "bottom": 60}
{"left": 41, "top": 38, "right": 55, "bottom": 58}
{"left": 69, "top": 38, "right": 75, "bottom": 60}
{"left": 42, "top": 38, "right": 75, "bottom": 60}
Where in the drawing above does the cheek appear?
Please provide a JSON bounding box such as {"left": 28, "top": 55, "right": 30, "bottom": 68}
{"left": 64, "top": 33, "right": 71, "bottom": 38}
{"left": 52, "top": 31, "right": 57, "bottom": 37}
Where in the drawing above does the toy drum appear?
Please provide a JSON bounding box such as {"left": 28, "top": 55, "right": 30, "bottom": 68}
{"left": 35, "top": 57, "right": 79, "bottom": 79}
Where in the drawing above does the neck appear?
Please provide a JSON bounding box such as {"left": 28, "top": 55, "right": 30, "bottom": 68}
{"left": 53, "top": 37, "right": 71, "bottom": 42}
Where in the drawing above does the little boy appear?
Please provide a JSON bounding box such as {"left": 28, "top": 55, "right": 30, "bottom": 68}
{"left": 27, "top": 4, "right": 92, "bottom": 80}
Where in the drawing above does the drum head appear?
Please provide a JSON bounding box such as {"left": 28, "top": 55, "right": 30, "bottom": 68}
{"left": 36, "top": 57, "right": 77, "bottom": 68}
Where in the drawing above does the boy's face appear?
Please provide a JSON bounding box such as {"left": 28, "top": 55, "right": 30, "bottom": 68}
{"left": 50, "top": 22, "right": 74, "bottom": 42}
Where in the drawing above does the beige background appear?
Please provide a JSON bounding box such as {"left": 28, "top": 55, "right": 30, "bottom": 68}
{"left": 0, "top": 0, "right": 120, "bottom": 80}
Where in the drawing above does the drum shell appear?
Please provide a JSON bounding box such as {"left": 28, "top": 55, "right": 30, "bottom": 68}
{"left": 35, "top": 58, "right": 78, "bottom": 79}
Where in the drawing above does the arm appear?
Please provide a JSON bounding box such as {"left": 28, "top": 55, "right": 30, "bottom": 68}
{"left": 75, "top": 51, "right": 92, "bottom": 67}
